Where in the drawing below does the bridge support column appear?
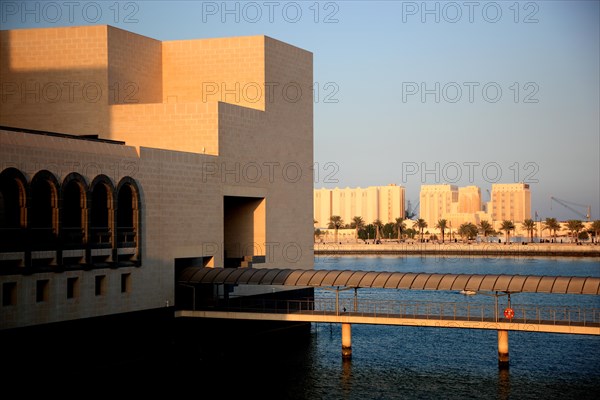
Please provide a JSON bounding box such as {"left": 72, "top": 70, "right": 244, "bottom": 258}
{"left": 342, "top": 323, "right": 352, "bottom": 359}
{"left": 498, "top": 330, "right": 509, "bottom": 369}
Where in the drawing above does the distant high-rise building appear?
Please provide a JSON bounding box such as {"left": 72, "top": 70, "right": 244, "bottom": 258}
{"left": 417, "top": 183, "right": 532, "bottom": 234}
{"left": 458, "top": 186, "right": 482, "bottom": 214}
{"left": 490, "top": 183, "right": 531, "bottom": 223}
{"left": 314, "top": 184, "right": 405, "bottom": 227}
{"left": 314, "top": 188, "right": 332, "bottom": 228}
{"left": 379, "top": 184, "right": 405, "bottom": 224}
{"left": 419, "top": 184, "right": 458, "bottom": 227}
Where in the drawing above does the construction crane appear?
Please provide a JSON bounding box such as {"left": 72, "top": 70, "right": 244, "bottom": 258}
{"left": 550, "top": 197, "right": 591, "bottom": 221}
{"left": 406, "top": 199, "right": 420, "bottom": 219}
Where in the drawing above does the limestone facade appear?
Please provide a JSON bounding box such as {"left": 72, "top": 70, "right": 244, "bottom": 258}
{"left": 0, "top": 25, "right": 313, "bottom": 330}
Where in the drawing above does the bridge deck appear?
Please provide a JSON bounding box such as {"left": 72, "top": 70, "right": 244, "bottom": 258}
{"left": 176, "top": 309, "right": 600, "bottom": 335}
{"left": 175, "top": 296, "right": 600, "bottom": 336}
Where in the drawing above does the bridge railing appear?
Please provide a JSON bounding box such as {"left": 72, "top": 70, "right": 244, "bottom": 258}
{"left": 318, "top": 299, "right": 600, "bottom": 326}
{"left": 208, "top": 298, "right": 600, "bottom": 327}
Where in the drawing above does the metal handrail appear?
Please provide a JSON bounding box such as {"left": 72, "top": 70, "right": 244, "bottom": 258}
{"left": 200, "top": 298, "right": 600, "bottom": 327}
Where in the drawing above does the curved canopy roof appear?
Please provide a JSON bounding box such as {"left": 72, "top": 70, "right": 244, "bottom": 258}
{"left": 179, "top": 267, "right": 600, "bottom": 295}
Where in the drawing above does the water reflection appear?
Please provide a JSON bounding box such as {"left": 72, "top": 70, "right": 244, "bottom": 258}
{"left": 498, "top": 368, "right": 511, "bottom": 400}
{"left": 341, "top": 359, "right": 353, "bottom": 397}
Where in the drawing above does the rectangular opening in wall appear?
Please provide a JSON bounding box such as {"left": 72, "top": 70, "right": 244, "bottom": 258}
{"left": 95, "top": 275, "right": 106, "bottom": 296}
{"left": 121, "top": 273, "right": 131, "bottom": 293}
{"left": 223, "top": 196, "right": 266, "bottom": 268}
{"left": 2, "top": 282, "right": 17, "bottom": 306}
{"left": 36, "top": 279, "right": 49, "bottom": 302}
{"left": 67, "top": 277, "right": 79, "bottom": 299}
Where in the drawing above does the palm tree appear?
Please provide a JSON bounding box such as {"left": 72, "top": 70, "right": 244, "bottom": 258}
{"left": 329, "top": 215, "right": 344, "bottom": 243}
{"left": 478, "top": 220, "right": 495, "bottom": 239}
{"left": 543, "top": 217, "right": 561, "bottom": 241}
{"left": 435, "top": 219, "right": 448, "bottom": 243}
{"left": 395, "top": 217, "right": 406, "bottom": 242}
{"left": 373, "top": 219, "right": 383, "bottom": 241}
{"left": 565, "top": 220, "right": 584, "bottom": 242}
{"left": 351, "top": 216, "right": 365, "bottom": 243}
{"left": 458, "top": 222, "right": 478, "bottom": 242}
{"left": 500, "top": 220, "right": 515, "bottom": 244}
{"left": 521, "top": 218, "right": 536, "bottom": 242}
{"left": 314, "top": 228, "right": 322, "bottom": 242}
{"left": 413, "top": 218, "right": 427, "bottom": 242}
{"left": 591, "top": 220, "right": 600, "bottom": 243}
{"left": 383, "top": 223, "right": 395, "bottom": 240}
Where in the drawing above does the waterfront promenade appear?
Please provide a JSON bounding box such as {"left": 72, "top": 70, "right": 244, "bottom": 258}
{"left": 314, "top": 242, "right": 600, "bottom": 257}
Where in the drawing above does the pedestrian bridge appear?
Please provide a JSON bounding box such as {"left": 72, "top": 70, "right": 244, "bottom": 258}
{"left": 176, "top": 298, "right": 600, "bottom": 336}
{"left": 175, "top": 267, "right": 600, "bottom": 365}
{"left": 177, "top": 267, "right": 600, "bottom": 295}
{"left": 175, "top": 267, "right": 600, "bottom": 335}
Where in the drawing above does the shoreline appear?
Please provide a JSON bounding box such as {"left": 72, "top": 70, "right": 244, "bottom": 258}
{"left": 314, "top": 242, "right": 600, "bottom": 257}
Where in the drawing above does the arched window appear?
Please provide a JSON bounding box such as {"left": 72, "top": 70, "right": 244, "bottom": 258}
{"left": 0, "top": 168, "right": 28, "bottom": 252}
{"left": 116, "top": 177, "right": 141, "bottom": 256}
{"left": 117, "top": 184, "right": 134, "bottom": 228}
{"left": 30, "top": 170, "right": 60, "bottom": 250}
{"left": 89, "top": 175, "right": 114, "bottom": 247}
{"left": 61, "top": 173, "right": 87, "bottom": 248}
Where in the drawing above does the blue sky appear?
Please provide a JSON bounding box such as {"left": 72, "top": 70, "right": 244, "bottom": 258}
{"left": 2, "top": 1, "right": 598, "bottom": 221}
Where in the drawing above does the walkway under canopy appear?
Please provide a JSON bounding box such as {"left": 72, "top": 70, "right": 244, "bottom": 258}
{"left": 179, "top": 267, "right": 600, "bottom": 295}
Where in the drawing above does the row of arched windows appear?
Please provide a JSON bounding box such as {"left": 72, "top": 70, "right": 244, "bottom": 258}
{"left": 0, "top": 167, "right": 141, "bottom": 269}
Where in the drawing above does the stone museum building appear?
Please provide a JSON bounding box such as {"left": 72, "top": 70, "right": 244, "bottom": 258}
{"left": 0, "top": 25, "right": 314, "bottom": 331}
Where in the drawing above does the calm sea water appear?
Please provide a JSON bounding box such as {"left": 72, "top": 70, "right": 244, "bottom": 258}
{"left": 300, "top": 255, "right": 600, "bottom": 400}
{"left": 51, "top": 255, "right": 600, "bottom": 399}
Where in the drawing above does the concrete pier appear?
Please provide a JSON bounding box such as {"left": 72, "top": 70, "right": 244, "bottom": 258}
{"left": 342, "top": 323, "right": 352, "bottom": 359}
{"left": 498, "top": 330, "right": 509, "bottom": 369}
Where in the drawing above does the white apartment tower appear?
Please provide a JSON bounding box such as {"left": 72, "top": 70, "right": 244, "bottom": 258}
{"left": 419, "top": 185, "right": 458, "bottom": 227}
{"left": 458, "top": 186, "right": 482, "bottom": 213}
{"left": 490, "top": 183, "right": 531, "bottom": 223}
{"left": 314, "top": 184, "right": 405, "bottom": 227}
